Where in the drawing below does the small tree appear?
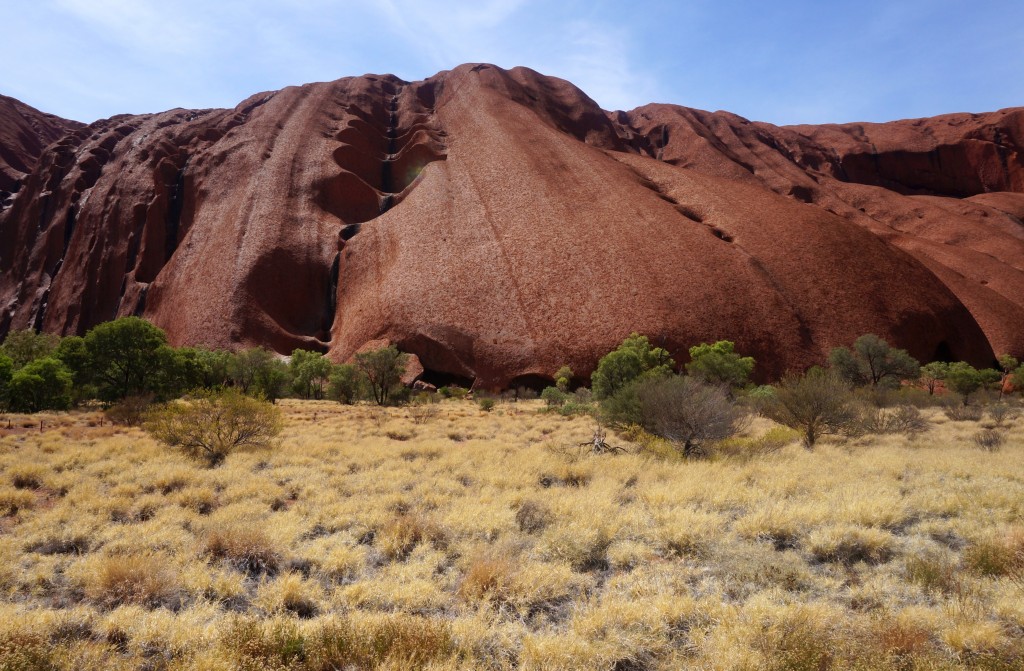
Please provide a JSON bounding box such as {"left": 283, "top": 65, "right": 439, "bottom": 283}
{"left": 944, "top": 362, "right": 1001, "bottom": 405}
{"left": 354, "top": 346, "right": 408, "bottom": 405}
{"left": 144, "top": 389, "right": 282, "bottom": 466}
{"left": 633, "top": 376, "right": 744, "bottom": 457}
{"left": 685, "top": 340, "right": 755, "bottom": 391}
{"left": 290, "top": 349, "right": 332, "bottom": 400}
{"left": 765, "top": 368, "right": 854, "bottom": 448}
{"left": 254, "top": 357, "right": 290, "bottom": 403}
{"left": 592, "top": 333, "right": 675, "bottom": 399}
{"left": 920, "top": 361, "right": 949, "bottom": 396}
{"left": 84, "top": 317, "right": 170, "bottom": 401}
{"left": 192, "top": 348, "right": 233, "bottom": 388}
{"left": 0, "top": 329, "right": 60, "bottom": 369}
{"left": 829, "top": 334, "right": 920, "bottom": 389}
{"left": 554, "top": 365, "right": 574, "bottom": 392}
{"left": 328, "top": 364, "right": 363, "bottom": 404}
{"left": 229, "top": 348, "right": 273, "bottom": 394}
{"left": 7, "top": 357, "right": 73, "bottom": 412}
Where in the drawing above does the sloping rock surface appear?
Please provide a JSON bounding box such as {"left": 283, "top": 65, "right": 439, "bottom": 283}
{"left": 1, "top": 65, "right": 1021, "bottom": 386}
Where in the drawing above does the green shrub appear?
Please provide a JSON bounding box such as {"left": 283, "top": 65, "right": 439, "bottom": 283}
{"left": 478, "top": 397, "right": 496, "bottom": 412}
{"left": 540, "top": 386, "right": 569, "bottom": 407}
{"left": 554, "top": 365, "right": 574, "bottom": 392}
{"left": 764, "top": 368, "right": 854, "bottom": 448}
{"left": 439, "top": 385, "right": 468, "bottom": 400}
{"left": 591, "top": 333, "right": 674, "bottom": 399}
{"left": 685, "top": 340, "right": 755, "bottom": 390}
{"left": 605, "top": 375, "right": 744, "bottom": 457}
{"left": 7, "top": 357, "right": 73, "bottom": 412}
{"left": 145, "top": 388, "right": 283, "bottom": 466}
{"left": 829, "top": 334, "right": 920, "bottom": 389}
{"left": 944, "top": 362, "right": 1001, "bottom": 404}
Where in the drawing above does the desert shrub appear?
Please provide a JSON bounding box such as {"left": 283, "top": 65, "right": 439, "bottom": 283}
{"left": 205, "top": 526, "right": 281, "bottom": 576}
{"left": 354, "top": 345, "right": 408, "bottom": 405}
{"left": 145, "top": 388, "right": 283, "bottom": 466}
{"left": 943, "top": 399, "right": 984, "bottom": 421}
{"left": 764, "top": 368, "right": 855, "bottom": 448}
{"left": 559, "top": 400, "right": 595, "bottom": 417}
{"left": 478, "top": 397, "right": 496, "bottom": 412}
{"left": 438, "top": 385, "right": 468, "bottom": 399}
{"left": 829, "top": 333, "right": 920, "bottom": 388}
{"left": 103, "top": 393, "right": 154, "bottom": 426}
{"left": 685, "top": 340, "right": 755, "bottom": 390}
{"left": 852, "top": 404, "right": 928, "bottom": 436}
{"left": 972, "top": 429, "right": 1005, "bottom": 452}
{"left": 591, "top": 332, "right": 674, "bottom": 399}
{"left": 541, "top": 386, "right": 569, "bottom": 407}
{"left": 628, "top": 376, "right": 745, "bottom": 457}
{"left": 328, "top": 363, "right": 363, "bottom": 404}
{"left": 987, "top": 402, "right": 1020, "bottom": 427}
{"left": 407, "top": 401, "right": 438, "bottom": 425}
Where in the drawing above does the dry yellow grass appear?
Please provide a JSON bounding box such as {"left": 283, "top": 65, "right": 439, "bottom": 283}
{"left": 0, "top": 399, "right": 1022, "bottom": 669}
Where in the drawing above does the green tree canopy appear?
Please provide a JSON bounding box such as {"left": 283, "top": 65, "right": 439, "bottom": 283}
{"left": 0, "top": 329, "right": 60, "bottom": 369}
{"left": 920, "top": 361, "right": 949, "bottom": 395}
{"left": 290, "top": 349, "right": 332, "bottom": 400}
{"left": 8, "top": 357, "right": 73, "bottom": 412}
{"left": 328, "top": 363, "right": 363, "bottom": 404}
{"left": 354, "top": 346, "right": 408, "bottom": 405}
{"left": 685, "top": 340, "right": 755, "bottom": 390}
{"left": 829, "top": 334, "right": 920, "bottom": 389}
{"left": 84, "top": 317, "right": 170, "bottom": 401}
{"left": 592, "top": 333, "right": 675, "bottom": 400}
{"left": 944, "top": 362, "right": 1001, "bottom": 404}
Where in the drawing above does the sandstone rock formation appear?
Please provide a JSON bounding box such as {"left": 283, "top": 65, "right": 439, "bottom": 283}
{"left": 1, "top": 65, "right": 1021, "bottom": 387}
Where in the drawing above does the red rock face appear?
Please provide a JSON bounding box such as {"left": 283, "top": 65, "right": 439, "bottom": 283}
{"left": 0, "top": 94, "right": 81, "bottom": 208}
{"left": 1, "top": 65, "right": 1021, "bottom": 387}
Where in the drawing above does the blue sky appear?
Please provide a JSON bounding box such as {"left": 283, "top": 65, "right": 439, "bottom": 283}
{"left": 2, "top": 0, "right": 1022, "bottom": 125}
